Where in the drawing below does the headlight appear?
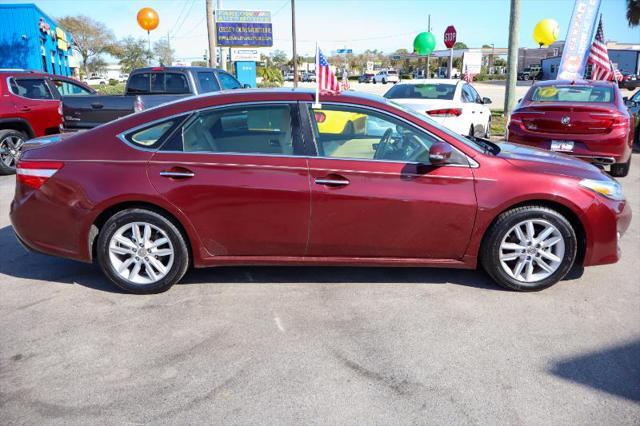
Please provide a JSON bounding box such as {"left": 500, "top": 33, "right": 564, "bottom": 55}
{"left": 579, "top": 178, "right": 625, "bottom": 201}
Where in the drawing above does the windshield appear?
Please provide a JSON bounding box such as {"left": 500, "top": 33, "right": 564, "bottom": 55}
{"left": 385, "top": 83, "right": 456, "bottom": 100}
{"left": 387, "top": 99, "right": 500, "bottom": 155}
{"left": 530, "top": 85, "right": 614, "bottom": 103}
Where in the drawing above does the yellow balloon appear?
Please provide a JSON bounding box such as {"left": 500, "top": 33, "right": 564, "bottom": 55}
{"left": 533, "top": 19, "right": 559, "bottom": 47}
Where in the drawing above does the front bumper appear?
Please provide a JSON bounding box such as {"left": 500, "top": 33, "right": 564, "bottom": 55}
{"left": 582, "top": 196, "right": 632, "bottom": 266}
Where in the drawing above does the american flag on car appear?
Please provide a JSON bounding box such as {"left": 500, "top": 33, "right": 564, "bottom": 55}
{"left": 317, "top": 48, "right": 340, "bottom": 93}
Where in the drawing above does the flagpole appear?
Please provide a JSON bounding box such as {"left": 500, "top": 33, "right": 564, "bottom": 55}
{"left": 313, "top": 41, "right": 321, "bottom": 109}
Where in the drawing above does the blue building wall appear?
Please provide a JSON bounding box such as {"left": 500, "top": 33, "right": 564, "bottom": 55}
{"left": 0, "top": 4, "right": 73, "bottom": 76}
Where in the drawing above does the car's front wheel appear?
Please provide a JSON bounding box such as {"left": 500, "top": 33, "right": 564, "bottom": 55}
{"left": 0, "top": 129, "right": 26, "bottom": 175}
{"left": 481, "top": 206, "right": 577, "bottom": 291}
{"left": 97, "top": 208, "right": 190, "bottom": 294}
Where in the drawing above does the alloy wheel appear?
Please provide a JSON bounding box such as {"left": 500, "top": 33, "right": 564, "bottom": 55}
{"left": 108, "top": 221, "right": 175, "bottom": 285}
{"left": 498, "top": 219, "right": 565, "bottom": 283}
{"left": 0, "top": 135, "right": 24, "bottom": 169}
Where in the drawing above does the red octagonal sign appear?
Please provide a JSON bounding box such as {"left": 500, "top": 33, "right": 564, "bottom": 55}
{"left": 444, "top": 25, "right": 457, "bottom": 49}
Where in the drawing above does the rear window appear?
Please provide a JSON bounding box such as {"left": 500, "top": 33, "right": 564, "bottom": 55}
{"left": 530, "top": 85, "right": 614, "bottom": 103}
{"left": 384, "top": 83, "right": 456, "bottom": 100}
{"left": 387, "top": 70, "right": 398, "bottom": 75}
{"left": 127, "top": 73, "right": 150, "bottom": 93}
{"left": 9, "top": 78, "right": 53, "bottom": 100}
{"left": 127, "top": 72, "right": 190, "bottom": 94}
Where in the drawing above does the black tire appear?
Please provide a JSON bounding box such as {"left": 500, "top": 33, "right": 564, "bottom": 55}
{"left": 523, "top": 74, "right": 530, "bottom": 81}
{"left": 469, "top": 125, "right": 475, "bottom": 137}
{"left": 96, "top": 208, "right": 189, "bottom": 294}
{"left": 480, "top": 205, "right": 577, "bottom": 292}
{"left": 382, "top": 78, "right": 387, "bottom": 84}
{"left": 373, "top": 79, "right": 376, "bottom": 84}
{"left": 485, "top": 118, "right": 491, "bottom": 138}
{"left": 0, "top": 129, "right": 27, "bottom": 175}
{"left": 610, "top": 157, "right": 631, "bottom": 177}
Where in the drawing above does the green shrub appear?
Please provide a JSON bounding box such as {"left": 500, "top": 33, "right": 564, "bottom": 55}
{"left": 108, "top": 79, "right": 119, "bottom": 86}
{"left": 94, "top": 83, "right": 125, "bottom": 95}
{"left": 257, "top": 81, "right": 282, "bottom": 88}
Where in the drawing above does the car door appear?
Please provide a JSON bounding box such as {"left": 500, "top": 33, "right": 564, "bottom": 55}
{"left": 460, "top": 84, "right": 481, "bottom": 136}
{"left": 302, "top": 103, "right": 477, "bottom": 260}
{"left": 144, "top": 102, "right": 311, "bottom": 258}
{"left": 8, "top": 77, "right": 61, "bottom": 136}
{"left": 467, "top": 84, "right": 490, "bottom": 135}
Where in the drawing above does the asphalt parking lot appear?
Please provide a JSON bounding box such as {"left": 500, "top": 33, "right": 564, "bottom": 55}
{"left": 1, "top": 155, "right": 639, "bottom": 424}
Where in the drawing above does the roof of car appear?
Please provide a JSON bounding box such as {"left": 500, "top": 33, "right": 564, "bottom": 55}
{"left": 395, "top": 79, "right": 461, "bottom": 85}
{"left": 531, "top": 79, "right": 617, "bottom": 87}
{"left": 132, "top": 66, "right": 228, "bottom": 73}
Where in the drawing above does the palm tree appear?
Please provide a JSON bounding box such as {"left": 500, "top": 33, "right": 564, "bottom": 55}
{"left": 628, "top": 0, "right": 639, "bottom": 27}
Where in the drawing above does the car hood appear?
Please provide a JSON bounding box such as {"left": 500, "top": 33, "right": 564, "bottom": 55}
{"left": 496, "top": 142, "right": 607, "bottom": 180}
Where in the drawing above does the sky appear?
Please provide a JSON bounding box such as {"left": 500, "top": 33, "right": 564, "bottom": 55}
{"left": 19, "top": 0, "right": 640, "bottom": 63}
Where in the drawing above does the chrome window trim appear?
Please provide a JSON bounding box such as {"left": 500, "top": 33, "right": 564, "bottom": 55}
{"left": 116, "top": 100, "right": 479, "bottom": 168}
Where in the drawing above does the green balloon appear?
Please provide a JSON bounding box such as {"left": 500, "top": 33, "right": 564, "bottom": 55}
{"left": 413, "top": 32, "right": 436, "bottom": 56}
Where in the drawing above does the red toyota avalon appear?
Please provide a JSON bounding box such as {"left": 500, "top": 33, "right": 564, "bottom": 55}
{"left": 10, "top": 89, "right": 631, "bottom": 294}
{"left": 508, "top": 80, "right": 634, "bottom": 177}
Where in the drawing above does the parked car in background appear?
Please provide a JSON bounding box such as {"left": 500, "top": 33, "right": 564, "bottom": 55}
{"left": 83, "top": 76, "right": 108, "bottom": 86}
{"left": 384, "top": 79, "right": 492, "bottom": 138}
{"left": 12, "top": 89, "right": 631, "bottom": 294}
{"left": 358, "top": 73, "right": 375, "bottom": 83}
{"left": 518, "top": 65, "right": 542, "bottom": 81}
{"left": 618, "top": 72, "right": 639, "bottom": 91}
{"left": 0, "top": 69, "right": 95, "bottom": 174}
{"left": 372, "top": 70, "right": 399, "bottom": 84}
{"left": 508, "top": 80, "right": 634, "bottom": 177}
{"left": 118, "top": 73, "right": 130, "bottom": 83}
{"left": 63, "top": 66, "right": 245, "bottom": 131}
{"left": 625, "top": 90, "right": 640, "bottom": 148}
{"left": 302, "top": 72, "right": 316, "bottom": 82}
{"left": 284, "top": 72, "right": 295, "bottom": 82}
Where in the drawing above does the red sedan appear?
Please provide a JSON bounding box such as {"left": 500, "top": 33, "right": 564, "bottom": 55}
{"left": 11, "top": 89, "right": 631, "bottom": 294}
{"left": 508, "top": 80, "right": 634, "bottom": 177}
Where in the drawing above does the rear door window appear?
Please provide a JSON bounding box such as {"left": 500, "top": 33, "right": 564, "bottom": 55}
{"left": 52, "top": 79, "right": 93, "bottom": 96}
{"left": 10, "top": 78, "right": 54, "bottom": 99}
{"left": 217, "top": 72, "right": 242, "bottom": 90}
{"left": 166, "top": 104, "right": 301, "bottom": 155}
{"left": 127, "top": 73, "right": 150, "bottom": 94}
{"left": 197, "top": 71, "right": 221, "bottom": 93}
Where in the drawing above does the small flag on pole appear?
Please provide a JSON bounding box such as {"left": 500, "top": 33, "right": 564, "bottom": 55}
{"left": 313, "top": 44, "right": 340, "bottom": 108}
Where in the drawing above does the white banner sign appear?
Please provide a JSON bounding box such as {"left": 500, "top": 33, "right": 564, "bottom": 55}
{"left": 230, "top": 48, "right": 261, "bottom": 62}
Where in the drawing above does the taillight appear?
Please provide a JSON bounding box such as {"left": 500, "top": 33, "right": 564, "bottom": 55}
{"left": 134, "top": 97, "right": 145, "bottom": 112}
{"left": 509, "top": 113, "right": 523, "bottom": 126}
{"left": 16, "top": 161, "right": 64, "bottom": 189}
{"left": 314, "top": 111, "right": 326, "bottom": 123}
{"left": 427, "top": 108, "right": 462, "bottom": 117}
{"left": 57, "top": 101, "right": 63, "bottom": 116}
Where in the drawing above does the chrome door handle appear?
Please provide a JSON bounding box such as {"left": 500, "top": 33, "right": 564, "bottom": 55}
{"left": 315, "top": 177, "right": 350, "bottom": 186}
{"left": 160, "top": 170, "right": 195, "bottom": 178}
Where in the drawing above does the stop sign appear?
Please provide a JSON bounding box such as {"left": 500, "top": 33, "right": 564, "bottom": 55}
{"left": 444, "top": 25, "right": 457, "bottom": 49}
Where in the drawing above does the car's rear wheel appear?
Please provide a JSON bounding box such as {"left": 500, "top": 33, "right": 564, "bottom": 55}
{"left": 97, "top": 209, "right": 189, "bottom": 294}
{"left": 485, "top": 118, "right": 491, "bottom": 138}
{"left": 382, "top": 78, "right": 387, "bottom": 84}
{"left": 481, "top": 206, "right": 577, "bottom": 291}
{"left": 0, "top": 129, "right": 26, "bottom": 175}
{"left": 610, "top": 157, "right": 631, "bottom": 178}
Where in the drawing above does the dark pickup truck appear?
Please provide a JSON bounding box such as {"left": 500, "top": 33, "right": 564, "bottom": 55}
{"left": 63, "top": 66, "right": 245, "bottom": 130}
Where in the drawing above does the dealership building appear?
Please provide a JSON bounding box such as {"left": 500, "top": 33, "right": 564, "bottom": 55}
{"left": 0, "top": 3, "right": 75, "bottom": 76}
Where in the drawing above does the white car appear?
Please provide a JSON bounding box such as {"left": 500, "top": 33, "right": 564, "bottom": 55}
{"left": 83, "top": 76, "right": 108, "bottom": 86}
{"left": 372, "top": 70, "right": 399, "bottom": 84}
{"left": 384, "top": 79, "right": 492, "bottom": 137}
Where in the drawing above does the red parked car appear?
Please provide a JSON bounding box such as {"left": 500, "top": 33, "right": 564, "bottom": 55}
{"left": 11, "top": 89, "right": 631, "bottom": 294}
{"left": 508, "top": 80, "right": 634, "bottom": 177}
{"left": 0, "top": 70, "right": 94, "bottom": 174}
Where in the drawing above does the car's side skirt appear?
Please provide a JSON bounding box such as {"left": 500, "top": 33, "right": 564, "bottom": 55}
{"left": 194, "top": 256, "right": 475, "bottom": 269}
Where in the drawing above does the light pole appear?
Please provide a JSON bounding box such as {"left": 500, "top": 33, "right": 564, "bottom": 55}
{"left": 504, "top": 0, "right": 521, "bottom": 118}
{"left": 292, "top": 0, "right": 298, "bottom": 87}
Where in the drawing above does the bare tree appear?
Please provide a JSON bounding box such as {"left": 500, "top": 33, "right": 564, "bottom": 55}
{"left": 57, "top": 16, "right": 116, "bottom": 77}
{"left": 628, "top": 0, "right": 639, "bottom": 27}
{"left": 153, "top": 38, "right": 175, "bottom": 66}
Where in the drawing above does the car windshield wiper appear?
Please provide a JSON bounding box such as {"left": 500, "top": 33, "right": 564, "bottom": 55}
{"left": 465, "top": 135, "right": 500, "bottom": 155}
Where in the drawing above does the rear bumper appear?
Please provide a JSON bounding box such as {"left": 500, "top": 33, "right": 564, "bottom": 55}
{"left": 507, "top": 124, "right": 632, "bottom": 164}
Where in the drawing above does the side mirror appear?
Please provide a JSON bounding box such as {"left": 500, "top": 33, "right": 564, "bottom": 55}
{"left": 623, "top": 96, "right": 629, "bottom": 102}
{"left": 482, "top": 97, "right": 492, "bottom": 104}
{"left": 627, "top": 100, "right": 637, "bottom": 108}
{"left": 428, "top": 142, "right": 453, "bottom": 165}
